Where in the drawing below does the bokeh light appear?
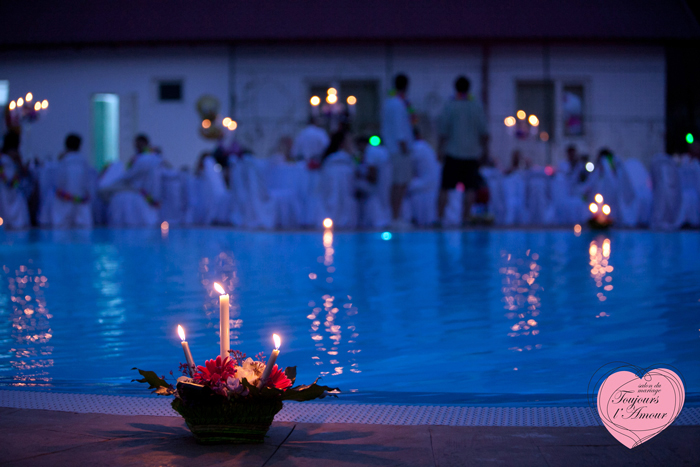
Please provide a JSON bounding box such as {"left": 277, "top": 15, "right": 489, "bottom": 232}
{"left": 574, "top": 224, "right": 581, "bottom": 235}
{"left": 161, "top": 221, "right": 169, "bottom": 231}
{"left": 323, "top": 218, "right": 333, "bottom": 228}
{"left": 528, "top": 115, "right": 539, "bottom": 126}
{"left": 25, "top": 92, "right": 33, "bottom": 102}
{"left": 34, "top": 102, "right": 41, "bottom": 111}
{"left": 327, "top": 87, "right": 337, "bottom": 95}
{"left": 602, "top": 204, "right": 611, "bottom": 215}
{"left": 17, "top": 98, "right": 24, "bottom": 107}
{"left": 346, "top": 95, "right": 357, "bottom": 105}
{"left": 585, "top": 162, "right": 595, "bottom": 172}
{"left": 326, "top": 94, "right": 338, "bottom": 104}
{"left": 539, "top": 131, "right": 549, "bottom": 142}
{"left": 686, "top": 133, "right": 694, "bottom": 144}
{"left": 369, "top": 135, "right": 381, "bottom": 146}
{"left": 202, "top": 119, "right": 211, "bottom": 129}
{"left": 227, "top": 120, "right": 238, "bottom": 131}
{"left": 504, "top": 116, "right": 516, "bottom": 127}
{"left": 41, "top": 100, "right": 48, "bottom": 109}
{"left": 310, "top": 96, "right": 321, "bottom": 106}
{"left": 222, "top": 117, "right": 232, "bottom": 126}
{"left": 544, "top": 166, "right": 554, "bottom": 176}
{"left": 595, "top": 194, "right": 603, "bottom": 204}
{"left": 589, "top": 203, "right": 598, "bottom": 213}
{"left": 9, "top": 101, "right": 16, "bottom": 110}
{"left": 516, "top": 110, "right": 526, "bottom": 120}
{"left": 381, "top": 232, "right": 392, "bottom": 241}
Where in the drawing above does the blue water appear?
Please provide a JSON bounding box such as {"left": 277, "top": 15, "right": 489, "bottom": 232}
{"left": 0, "top": 228, "right": 699, "bottom": 406}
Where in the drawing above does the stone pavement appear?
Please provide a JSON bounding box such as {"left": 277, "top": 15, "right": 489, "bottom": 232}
{"left": 1, "top": 407, "right": 699, "bottom": 466}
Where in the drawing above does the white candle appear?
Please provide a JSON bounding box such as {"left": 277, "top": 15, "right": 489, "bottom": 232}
{"left": 177, "top": 325, "right": 196, "bottom": 377}
{"left": 214, "top": 283, "right": 230, "bottom": 358}
{"left": 257, "top": 334, "right": 281, "bottom": 388}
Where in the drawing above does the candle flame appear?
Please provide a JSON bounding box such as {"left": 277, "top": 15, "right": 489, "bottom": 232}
{"left": 273, "top": 333, "right": 281, "bottom": 349}
{"left": 214, "top": 282, "right": 226, "bottom": 295}
{"left": 177, "top": 325, "right": 186, "bottom": 341}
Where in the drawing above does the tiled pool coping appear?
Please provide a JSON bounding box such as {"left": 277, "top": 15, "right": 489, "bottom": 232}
{"left": 2, "top": 390, "right": 699, "bottom": 427}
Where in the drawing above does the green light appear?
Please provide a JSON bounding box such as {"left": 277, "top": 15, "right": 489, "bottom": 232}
{"left": 369, "top": 135, "right": 381, "bottom": 146}
{"left": 686, "top": 133, "right": 694, "bottom": 144}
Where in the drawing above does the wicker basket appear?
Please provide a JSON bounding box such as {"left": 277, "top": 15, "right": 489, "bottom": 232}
{"left": 173, "top": 382, "right": 284, "bottom": 444}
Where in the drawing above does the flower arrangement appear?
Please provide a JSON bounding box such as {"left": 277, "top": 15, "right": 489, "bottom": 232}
{"left": 133, "top": 343, "right": 339, "bottom": 445}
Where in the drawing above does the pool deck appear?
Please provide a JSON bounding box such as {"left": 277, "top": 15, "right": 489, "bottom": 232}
{"left": 1, "top": 407, "right": 698, "bottom": 466}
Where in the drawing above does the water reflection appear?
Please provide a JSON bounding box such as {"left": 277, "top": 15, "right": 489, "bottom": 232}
{"left": 501, "top": 249, "right": 542, "bottom": 353}
{"left": 590, "top": 236, "right": 614, "bottom": 314}
{"left": 307, "top": 227, "right": 361, "bottom": 380}
{"left": 6, "top": 262, "right": 53, "bottom": 387}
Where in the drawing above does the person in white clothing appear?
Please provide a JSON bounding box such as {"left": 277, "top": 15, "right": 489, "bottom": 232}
{"left": 382, "top": 74, "right": 414, "bottom": 227}
{"left": 292, "top": 117, "right": 330, "bottom": 163}
{"left": 51, "top": 134, "right": 94, "bottom": 228}
{"left": 355, "top": 135, "right": 391, "bottom": 227}
{"left": 0, "top": 132, "right": 30, "bottom": 229}
{"left": 408, "top": 133, "right": 441, "bottom": 226}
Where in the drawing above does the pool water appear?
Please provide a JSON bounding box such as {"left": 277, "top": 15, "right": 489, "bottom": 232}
{"left": 1, "top": 228, "right": 699, "bottom": 406}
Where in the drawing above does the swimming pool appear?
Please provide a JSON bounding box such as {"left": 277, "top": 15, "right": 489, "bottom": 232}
{"left": 1, "top": 228, "right": 698, "bottom": 406}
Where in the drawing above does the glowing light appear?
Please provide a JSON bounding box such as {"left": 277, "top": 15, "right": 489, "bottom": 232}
{"left": 589, "top": 244, "right": 597, "bottom": 256}
{"left": 369, "top": 135, "right": 381, "bottom": 146}
{"left": 540, "top": 132, "right": 549, "bottom": 142}
{"left": 602, "top": 204, "right": 611, "bottom": 215}
{"left": 323, "top": 218, "right": 333, "bottom": 228}
{"left": 589, "top": 203, "right": 598, "bottom": 213}
{"left": 585, "top": 162, "right": 594, "bottom": 172}
{"left": 326, "top": 94, "right": 338, "bottom": 104}
{"left": 227, "top": 120, "right": 238, "bottom": 131}
{"left": 0, "top": 217, "right": 3, "bottom": 226}
{"left": 310, "top": 96, "right": 321, "bottom": 106}
{"left": 327, "top": 87, "right": 337, "bottom": 96}
{"left": 346, "top": 95, "right": 357, "bottom": 105}
{"left": 594, "top": 194, "right": 603, "bottom": 204}
{"left": 214, "top": 282, "right": 226, "bottom": 295}
{"left": 528, "top": 115, "right": 539, "bottom": 126}
{"left": 504, "top": 116, "right": 516, "bottom": 127}
{"left": 202, "top": 119, "right": 211, "bottom": 129}
{"left": 574, "top": 224, "right": 581, "bottom": 234}
{"left": 273, "top": 333, "right": 281, "bottom": 349}
{"left": 161, "top": 221, "right": 169, "bottom": 231}
{"left": 381, "top": 232, "right": 392, "bottom": 241}
{"left": 544, "top": 166, "right": 554, "bottom": 176}
{"left": 516, "top": 110, "right": 526, "bottom": 120}
{"left": 25, "top": 92, "right": 33, "bottom": 102}
{"left": 9, "top": 101, "right": 16, "bottom": 110}
{"left": 687, "top": 133, "right": 694, "bottom": 144}
{"left": 17, "top": 98, "right": 24, "bottom": 107}
{"left": 178, "top": 325, "right": 186, "bottom": 341}
{"left": 41, "top": 100, "right": 48, "bottom": 109}
{"left": 222, "top": 117, "right": 232, "bottom": 126}
{"left": 34, "top": 102, "right": 41, "bottom": 111}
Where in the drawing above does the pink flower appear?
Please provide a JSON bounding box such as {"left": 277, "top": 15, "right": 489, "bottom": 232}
{"left": 193, "top": 356, "right": 237, "bottom": 392}
{"left": 264, "top": 365, "right": 292, "bottom": 390}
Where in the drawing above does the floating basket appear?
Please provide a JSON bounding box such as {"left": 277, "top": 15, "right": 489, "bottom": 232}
{"left": 173, "top": 382, "right": 283, "bottom": 444}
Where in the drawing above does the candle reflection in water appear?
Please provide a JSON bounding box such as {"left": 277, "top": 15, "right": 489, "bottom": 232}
{"left": 501, "top": 250, "right": 543, "bottom": 353}
{"left": 5, "top": 262, "right": 53, "bottom": 387}
{"left": 306, "top": 225, "right": 361, "bottom": 382}
{"left": 589, "top": 237, "right": 613, "bottom": 315}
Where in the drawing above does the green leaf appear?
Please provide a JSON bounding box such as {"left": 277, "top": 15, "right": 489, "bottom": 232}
{"left": 284, "top": 366, "right": 297, "bottom": 385}
{"left": 131, "top": 368, "right": 173, "bottom": 394}
{"left": 280, "top": 378, "right": 340, "bottom": 402}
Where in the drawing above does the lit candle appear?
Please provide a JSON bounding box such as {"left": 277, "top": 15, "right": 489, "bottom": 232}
{"left": 257, "top": 334, "right": 281, "bottom": 388}
{"left": 214, "top": 282, "right": 230, "bottom": 358}
{"left": 177, "top": 325, "right": 196, "bottom": 377}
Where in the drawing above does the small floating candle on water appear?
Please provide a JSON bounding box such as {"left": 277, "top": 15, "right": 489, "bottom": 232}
{"left": 257, "top": 334, "right": 281, "bottom": 388}
{"left": 177, "top": 325, "right": 196, "bottom": 377}
{"left": 214, "top": 283, "right": 230, "bottom": 359}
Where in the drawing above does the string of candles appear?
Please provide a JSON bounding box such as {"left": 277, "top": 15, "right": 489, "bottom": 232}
{"left": 175, "top": 284, "right": 282, "bottom": 386}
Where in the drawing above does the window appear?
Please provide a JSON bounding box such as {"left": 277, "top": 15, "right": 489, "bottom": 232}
{"left": 158, "top": 80, "right": 182, "bottom": 102}
{"left": 91, "top": 94, "right": 119, "bottom": 169}
{"left": 0, "top": 81, "right": 8, "bottom": 106}
{"left": 562, "top": 85, "right": 584, "bottom": 136}
{"left": 307, "top": 80, "right": 380, "bottom": 134}
{"left": 516, "top": 81, "right": 554, "bottom": 140}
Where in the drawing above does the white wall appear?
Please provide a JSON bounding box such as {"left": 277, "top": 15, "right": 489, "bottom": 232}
{"left": 0, "top": 46, "right": 229, "bottom": 168}
{"left": 0, "top": 43, "right": 665, "bottom": 169}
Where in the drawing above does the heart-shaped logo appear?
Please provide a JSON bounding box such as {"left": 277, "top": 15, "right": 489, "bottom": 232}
{"left": 597, "top": 368, "right": 685, "bottom": 449}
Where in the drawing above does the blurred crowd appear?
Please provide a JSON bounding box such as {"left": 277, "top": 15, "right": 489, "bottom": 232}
{"left": 1, "top": 74, "right": 699, "bottom": 231}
